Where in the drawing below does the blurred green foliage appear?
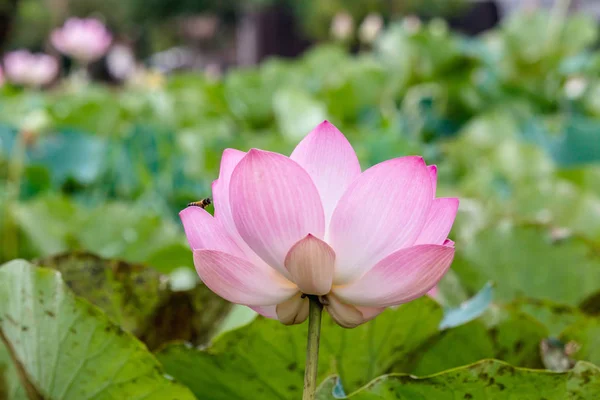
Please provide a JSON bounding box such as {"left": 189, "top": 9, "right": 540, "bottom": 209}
{"left": 1, "top": 12, "right": 600, "bottom": 268}
{"left": 1, "top": 11, "right": 600, "bottom": 398}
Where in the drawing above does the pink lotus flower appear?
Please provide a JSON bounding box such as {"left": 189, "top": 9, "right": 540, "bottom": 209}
{"left": 3, "top": 50, "right": 58, "bottom": 87}
{"left": 180, "top": 121, "right": 458, "bottom": 328}
{"left": 51, "top": 18, "right": 112, "bottom": 63}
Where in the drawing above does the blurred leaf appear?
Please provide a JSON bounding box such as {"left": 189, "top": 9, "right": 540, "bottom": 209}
{"left": 490, "top": 311, "right": 546, "bottom": 368}
{"left": 0, "top": 341, "right": 25, "bottom": 399}
{"left": 508, "top": 298, "right": 586, "bottom": 336}
{"left": 12, "top": 195, "right": 191, "bottom": 269}
{"left": 28, "top": 130, "right": 108, "bottom": 186}
{"left": 212, "top": 305, "right": 258, "bottom": 339}
{"left": 35, "top": 252, "right": 166, "bottom": 335}
{"left": 273, "top": 88, "right": 327, "bottom": 141}
{"left": 144, "top": 242, "right": 193, "bottom": 274}
{"left": 11, "top": 195, "right": 81, "bottom": 256}
{"left": 316, "top": 360, "right": 600, "bottom": 399}
{"left": 523, "top": 116, "right": 600, "bottom": 167}
{"left": 579, "top": 290, "right": 600, "bottom": 316}
{"left": 452, "top": 224, "right": 600, "bottom": 305}
{"left": 410, "top": 321, "right": 495, "bottom": 376}
{"left": 410, "top": 309, "right": 546, "bottom": 375}
{"left": 76, "top": 202, "right": 185, "bottom": 264}
{"left": 139, "top": 280, "right": 232, "bottom": 350}
{"left": 319, "top": 57, "right": 386, "bottom": 123}
{"left": 20, "top": 165, "right": 52, "bottom": 198}
{"left": 0, "top": 260, "right": 196, "bottom": 400}
{"left": 48, "top": 87, "right": 131, "bottom": 137}
{"left": 34, "top": 252, "right": 231, "bottom": 350}
{"left": 224, "top": 69, "right": 274, "bottom": 128}
{"left": 0, "top": 124, "right": 18, "bottom": 156}
{"left": 434, "top": 269, "right": 470, "bottom": 307}
{"left": 552, "top": 117, "right": 600, "bottom": 166}
{"left": 503, "top": 298, "right": 600, "bottom": 367}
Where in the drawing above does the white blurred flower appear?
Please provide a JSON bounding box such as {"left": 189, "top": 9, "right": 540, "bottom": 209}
{"left": 402, "top": 15, "right": 422, "bottom": 35}
{"left": 51, "top": 17, "right": 112, "bottom": 63}
{"left": 359, "top": 13, "right": 383, "bottom": 44}
{"left": 550, "top": 227, "right": 572, "bottom": 243}
{"left": 169, "top": 267, "right": 199, "bottom": 292}
{"left": 330, "top": 12, "right": 354, "bottom": 41}
{"left": 21, "top": 109, "right": 51, "bottom": 133}
{"left": 204, "top": 63, "right": 222, "bottom": 80}
{"left": 564, "top": 77, "right": 587, "bottom": 99}
{"left": 3, "top": 50, "right": 58, "bottom": 87}
{"left": 106, "top": 44, "right": 136, "bottom": 80}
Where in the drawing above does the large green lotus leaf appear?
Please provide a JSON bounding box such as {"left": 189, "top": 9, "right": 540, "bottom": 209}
{"left": 452, "top": 224, "right": 600, "bottom": 305}
{"left": 0, "top": 260, "right": 196, "bottom": 400}
{"left": 502, "top": 296, "right": 600, "bottom": 367}
{"left": 34, "top": 252, "right": 231, "bottom": 350}
{"left": 488, "top": 312, "right": 546, "bottom": 368}
{"left": 409, "top": 321, "right": 495, "bottom": 376}
{"left": 409, "top": 310, "right": 546, "bottom": 376}
{"left": 316, "top": 360, "right": 600, "bottom": 399}
{"left": 156, "top": 297, "right": 443, "bottom": 399}
{"left": 10, "top": 195, "right": 191, "bottom": 271}
{"left": 0, "top": 341, "right": 25, "bottom": 399}
{"left": 138, "top": 279, "right": 233, "bottom": 350}
{"left": 35, "top": 252, "right": 165, "bottom": 335}
{"left": 507, "top": 298, "right": 586, "bottom": 336}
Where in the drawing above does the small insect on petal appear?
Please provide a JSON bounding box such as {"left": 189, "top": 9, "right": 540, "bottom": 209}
{"left": 188, "top": 198, "right": 212, "bottom": 209}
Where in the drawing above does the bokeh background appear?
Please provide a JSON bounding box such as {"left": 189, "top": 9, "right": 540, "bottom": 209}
{"left": 3, "top": 1, "right": 600, "bottom": 398}
{"left": 1, "top": 0, "right": 600, "bottom": 313}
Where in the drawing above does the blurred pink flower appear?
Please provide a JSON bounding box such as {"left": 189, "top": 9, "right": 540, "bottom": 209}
{"left": 180, "top": 121, "right": 458, "bottom": 328}
{"left": 0, "top": 65, "right": 4, "bottom": 86}
{"left": 51, "top": 18, "right": 112, "bottom": 63}
{"left": 3, "top": 50, "right": 58, "bottom": 87}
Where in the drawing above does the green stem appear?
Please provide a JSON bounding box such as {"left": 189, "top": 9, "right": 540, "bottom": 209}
{"left": 303, "top": 295, "right": 323, "bottom": 400}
